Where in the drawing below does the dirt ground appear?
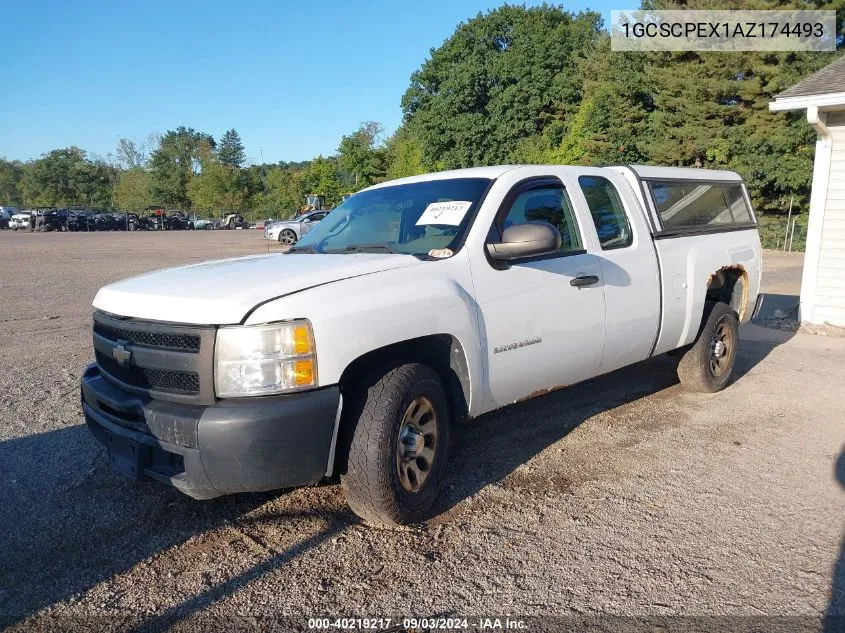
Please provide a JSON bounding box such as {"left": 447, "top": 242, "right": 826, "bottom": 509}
{"left": 0, "top": 232, "right": 842, "bottom": 631}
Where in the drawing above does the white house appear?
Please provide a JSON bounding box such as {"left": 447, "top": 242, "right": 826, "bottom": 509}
{"left": 770, "top": 55, "right": 845, "bottom": 327}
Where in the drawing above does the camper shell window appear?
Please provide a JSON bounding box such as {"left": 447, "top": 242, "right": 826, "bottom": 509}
{"left": 646, "top": 180, "right": 756, "bottom": 233}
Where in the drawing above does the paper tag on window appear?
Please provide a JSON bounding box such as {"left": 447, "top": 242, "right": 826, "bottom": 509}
{"left": 416, "top": 201, "right": 473, "bottom": 226}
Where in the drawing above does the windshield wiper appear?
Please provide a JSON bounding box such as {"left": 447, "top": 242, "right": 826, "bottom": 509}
{"left": 330, "top": 243, "right": 398, "bottom": 254}
{"left": 287, "top": 245, "right": 320, "bottom": 254}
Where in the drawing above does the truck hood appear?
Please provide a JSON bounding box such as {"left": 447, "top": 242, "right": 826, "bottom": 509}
{"left": 93, "top": 253, "right": 421, "bottom": 325}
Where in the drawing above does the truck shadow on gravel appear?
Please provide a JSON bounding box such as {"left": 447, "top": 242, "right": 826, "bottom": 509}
{"left": 437, "top": 323, "right": 795, "bottom": 518}
{"left": 0, "top": 325, "right": 793, "bottom": 627}
{"left": 0, "top": 425, "right": 351, "bottom": 628}
{"left": 825, "top": 448, "right": 845, "bottom": 631}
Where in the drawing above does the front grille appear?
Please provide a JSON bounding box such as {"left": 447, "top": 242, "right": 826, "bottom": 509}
{"left": 94, "top": 322, "right": 200, "bottom": 352}
{"left": 93, "top": 311, "right": 215, "bottom": 404}
{"left": 96, "top": 351, "right": 200, "bottom": 395}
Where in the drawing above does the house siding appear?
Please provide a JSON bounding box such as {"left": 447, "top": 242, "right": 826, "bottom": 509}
{"left": 813, "top": 111, "right": 845, "bottom": 326}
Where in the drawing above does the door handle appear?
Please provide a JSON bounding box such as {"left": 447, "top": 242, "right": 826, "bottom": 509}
{"left": 570, "top": 274, "right": 600, "bottom": 287}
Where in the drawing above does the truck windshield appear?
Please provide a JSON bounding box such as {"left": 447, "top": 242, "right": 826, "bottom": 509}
{"left": 290, "top": 178, "right": 491, "bottom": 256}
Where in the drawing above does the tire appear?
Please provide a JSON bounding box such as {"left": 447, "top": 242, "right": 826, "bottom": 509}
{"left": 340, "top": 363, "right": 451, "bottom": 527}
{"left": 677, "top": 301, "right": 739, "bottom": 393}
{"left": 279, "top": 229, "right": 297, "bottom": 245}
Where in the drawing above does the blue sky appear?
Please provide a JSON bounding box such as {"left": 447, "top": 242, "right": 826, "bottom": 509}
{"left": 1, "top": 0, "right": 616, "bottom": 165}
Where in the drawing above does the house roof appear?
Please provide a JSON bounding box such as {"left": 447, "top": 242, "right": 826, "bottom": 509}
{"left": 776, "top": 54, "right": 845, "bottom": 100}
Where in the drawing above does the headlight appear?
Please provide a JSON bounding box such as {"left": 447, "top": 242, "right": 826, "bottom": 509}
{"left": 214, "top": 320, "right": 317, "bottom": 397}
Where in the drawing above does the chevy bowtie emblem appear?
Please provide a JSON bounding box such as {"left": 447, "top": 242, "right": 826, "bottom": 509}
{"left": 112, "top": 341, "right": 131, "bottom": 366}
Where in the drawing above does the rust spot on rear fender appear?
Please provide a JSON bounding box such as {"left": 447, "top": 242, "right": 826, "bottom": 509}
{"left": 707, "top": 264, "right": 749, "bottom": 320}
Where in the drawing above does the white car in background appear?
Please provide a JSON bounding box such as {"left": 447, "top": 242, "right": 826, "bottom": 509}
{"left": 9, "top": 212, "right": 32, "bottom": 231}
{"left": 265, "top": 211, "right": 330, "bottom": 244}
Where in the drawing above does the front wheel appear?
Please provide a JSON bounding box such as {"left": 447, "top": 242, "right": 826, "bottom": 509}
{"left": 340, "top": 363, "right": 451, "bottom": 527}
{"left": 677, "top": 301, "right": 739, "bottom": 393}
{"left": 279, "top": 229, "right": 297, "bottom": 245}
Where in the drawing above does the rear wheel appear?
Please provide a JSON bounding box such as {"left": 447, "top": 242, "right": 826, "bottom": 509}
{"left": 677, "top": 301, "right": 739, "bottom": 393}
{"left": 279, "top": 229, "right": 297, "bottom": 245}
{"left": 340, "top": 363, "right": 451, "bottom": 527}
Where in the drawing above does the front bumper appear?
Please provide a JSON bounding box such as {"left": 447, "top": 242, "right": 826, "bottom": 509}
{"left": 81, "top": 363, "right": 340, "bottom": 499}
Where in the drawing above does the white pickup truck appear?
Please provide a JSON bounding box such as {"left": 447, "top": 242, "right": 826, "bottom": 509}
{"left": 81, "top": 164, "right": 761, "bottom": 526}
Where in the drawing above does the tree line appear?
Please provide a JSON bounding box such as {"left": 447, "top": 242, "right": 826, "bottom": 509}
{"left": 1, "top": 1, "right": 843, "bottom": 222}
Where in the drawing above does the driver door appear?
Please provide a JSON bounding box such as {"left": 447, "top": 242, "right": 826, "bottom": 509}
{"left": 301, "top": 212, "right": 327, "bottom": 237}
{"left": 470, "top": 177, "right": 606, "bottom": 409}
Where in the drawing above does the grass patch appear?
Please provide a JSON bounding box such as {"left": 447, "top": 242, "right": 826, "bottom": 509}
{"left": 758, "top": 213, "right": 807, "bottom": 252}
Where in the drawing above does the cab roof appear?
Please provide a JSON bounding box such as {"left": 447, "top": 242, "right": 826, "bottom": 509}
{"left": 363, "top": 164, "right": 743, "bottom": 190}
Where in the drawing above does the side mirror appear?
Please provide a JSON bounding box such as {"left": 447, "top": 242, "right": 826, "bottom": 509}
{"left": 486, "top": 222, "right": 561, "bottom": 261}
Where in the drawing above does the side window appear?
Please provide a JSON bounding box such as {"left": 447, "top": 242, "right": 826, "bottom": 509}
{"left": 497, "top": 184, "right": 583, "bottom": 254}
{"left": 649, "top": 181, "right": 754, "bottom": 229}
{"left": 578, "top": 176, "right": 633, "bottom": 249}
{"left": 722, "top": 185, "right": 753, "bottom": 223}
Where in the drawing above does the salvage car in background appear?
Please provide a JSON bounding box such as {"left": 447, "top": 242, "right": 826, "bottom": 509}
{"left": 264, "top": 210, "right": 330, "bottom": 244}
{"left": 34, "top": 208, "right": 69, "bottom": 232}
{"left": 0, "top": 206, "right": 17, "bottom": 229}
{"left": 9, "top": 212, "right": 33, "bottom": 231}
{"left": 189, "top": 217, "right": 216, "bottom": 230}
{"left": 220, "top": 213, "right": 249, "bottom": 230}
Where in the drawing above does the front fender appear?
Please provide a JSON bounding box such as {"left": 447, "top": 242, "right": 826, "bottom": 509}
{"left": 244, "top": 252, "right": 484, "bottom": 416}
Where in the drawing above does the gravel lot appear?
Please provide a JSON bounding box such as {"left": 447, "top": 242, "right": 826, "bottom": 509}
{"left": 0, "top": 232, "right": 842, "bottom": 630}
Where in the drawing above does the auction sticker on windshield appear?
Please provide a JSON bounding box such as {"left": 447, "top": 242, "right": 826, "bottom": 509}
{"left": 416, "top": 200, "right": 473, "bottom": 226}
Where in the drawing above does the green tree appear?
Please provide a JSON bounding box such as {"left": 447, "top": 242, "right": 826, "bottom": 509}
{"left": 640, "top": 0, "right": 844, "bottom": 212}
{"left": 337, "top": 121, "right": 385, "bottom": 187}
{"left": 303, "top": 157, "right": 344, "bottom": 207}
{"left": 384, "top": 126, "right": 428, "bottom": 180}
{"left": 543, "top": 37, "right": 651, "bottom": 165}
{"left": 115, "top": 138, "right": 145, "bottom": 169}
{"left": 401, "top": 4, "right": 602, "bottom": 168}
{"left": 188, "top": 149, "right": 246, "bottom": 214}
{"left": 239, "top": 164, "right": 271, "bottom": 214}
{"left": 19, "top": 147, "right": 114, "bottom": 207}
{"left": 149, "top": 126, "right": 216, "bottom": 208}
{"left": 218, "top": 129, "right": 246, "bottom": 169}
{"left": 259, "top": 167, "right": 307, "bottom": 218}
{"left": 76, "top": 158, "right": 116, "bottom": 208}
{"left": 114, "top": 168, "right": 153, "bottom": 211}
{"left": 0, "top": 159, "right": 24, "bottom": 205}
